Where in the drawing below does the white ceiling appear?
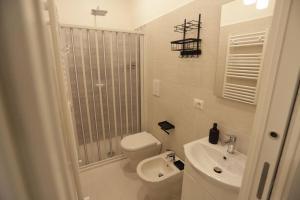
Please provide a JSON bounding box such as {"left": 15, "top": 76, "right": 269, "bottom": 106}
{"left": 55, "top": 0, "right": 195, "bottom": 30}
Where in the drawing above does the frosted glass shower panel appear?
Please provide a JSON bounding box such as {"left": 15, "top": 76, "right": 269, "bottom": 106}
{"left": 61, "top": 26, "right": 142, "bottom": 166}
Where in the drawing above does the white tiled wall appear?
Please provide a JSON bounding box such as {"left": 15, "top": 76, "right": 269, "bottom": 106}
{"left": 142, "top": 0, "right": 257, "bottom": 158}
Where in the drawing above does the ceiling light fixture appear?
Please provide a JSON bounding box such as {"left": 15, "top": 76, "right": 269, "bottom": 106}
{"left": 256, "top": 0, "right": 269, "bottom": 9}
{"left": 243, "top": 0, "right": 256, "bottom": 5}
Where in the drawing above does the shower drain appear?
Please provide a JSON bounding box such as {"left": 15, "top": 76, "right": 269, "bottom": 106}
{"left": 107, "top": 151, "right": 115, "bottom": 157}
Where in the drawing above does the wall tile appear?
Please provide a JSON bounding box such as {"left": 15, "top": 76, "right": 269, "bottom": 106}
{"left": 142, "top": 0, "right": 256, "bottom": 158}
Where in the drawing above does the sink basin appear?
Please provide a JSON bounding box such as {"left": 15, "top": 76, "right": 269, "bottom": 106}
{"left": 184, "top": 137, "right": 246, "bottom": 190}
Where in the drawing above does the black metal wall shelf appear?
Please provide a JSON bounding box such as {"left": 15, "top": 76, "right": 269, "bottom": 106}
{"left": 174, "top": 20, "right": 199, "bottom": 33}
{"left": 171, "top": 38, "right": 202, "bottom": 53}
{"left": 171, "top": 14, "right": 202, "bottom": 58}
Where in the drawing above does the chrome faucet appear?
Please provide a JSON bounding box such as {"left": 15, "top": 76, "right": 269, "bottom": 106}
{"left": 166, "top": 151, "right": 176, "bottom": 162}
{"left": 223, "top": 135, "right": 237, "bottom": 154}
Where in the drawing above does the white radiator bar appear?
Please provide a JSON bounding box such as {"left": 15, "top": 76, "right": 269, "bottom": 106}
{"left": 223, "top": 30, "right": 267, "bottom": 105}
{"left": 229, "top": 31, "right": 265, "bottom": 47}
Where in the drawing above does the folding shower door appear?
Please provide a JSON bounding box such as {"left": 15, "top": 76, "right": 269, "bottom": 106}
{"left": 61, "top": 26, "right": 143, "bottom": 167}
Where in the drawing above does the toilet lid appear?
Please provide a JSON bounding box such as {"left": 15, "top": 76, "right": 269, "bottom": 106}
{"left": 121, "top": 132, "right": 161, "bottom": 152}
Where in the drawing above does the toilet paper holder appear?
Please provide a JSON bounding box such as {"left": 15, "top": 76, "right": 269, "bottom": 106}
{"left": 158, "top": 121, "right": 175, "bottom": 135}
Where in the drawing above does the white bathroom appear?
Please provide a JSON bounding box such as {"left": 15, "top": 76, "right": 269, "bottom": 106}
{"left": 0, "top": 0, "right": 300, "bottom": 200}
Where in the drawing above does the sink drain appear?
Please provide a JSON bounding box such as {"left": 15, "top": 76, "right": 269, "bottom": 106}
{"left": 158, "top": 173, "right": 164, "bottom": 177}
{"left": 213, "top": 167, "right": 222, "bottom": 174}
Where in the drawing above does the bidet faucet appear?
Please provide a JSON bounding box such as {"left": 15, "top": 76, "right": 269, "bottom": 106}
{"left": 223, "top": 135, "right": 237, "bottom": 154}
{"left": 166, "top": 150, "right": 176, "bottom": 162}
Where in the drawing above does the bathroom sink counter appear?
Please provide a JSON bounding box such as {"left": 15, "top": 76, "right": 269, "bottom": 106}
{"left": 184, "top": 137, "right": 246, "bottom": 190}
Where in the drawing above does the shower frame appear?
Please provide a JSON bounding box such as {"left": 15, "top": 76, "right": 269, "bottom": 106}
{"left": 60, "top": 24, "right": 145, "bottom": 168}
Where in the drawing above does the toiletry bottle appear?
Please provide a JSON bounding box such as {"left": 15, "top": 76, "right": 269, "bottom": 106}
{"left": 209, "top": 123, "right": 219, "bottom": 144}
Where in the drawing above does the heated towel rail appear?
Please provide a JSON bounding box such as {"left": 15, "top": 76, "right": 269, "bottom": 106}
{"left": 223, "top": 31, "right": 268, "bottom": 105}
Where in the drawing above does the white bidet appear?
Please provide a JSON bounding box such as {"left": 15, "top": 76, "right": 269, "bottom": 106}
{"left": 137, "top": 152, "right": 184, "bottom": 200}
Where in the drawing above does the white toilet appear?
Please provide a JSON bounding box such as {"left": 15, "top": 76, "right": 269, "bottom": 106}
{"left": 120, "top": 132, "right": 161, "bottom": 169}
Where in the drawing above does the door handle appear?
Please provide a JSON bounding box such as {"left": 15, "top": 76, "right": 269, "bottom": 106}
{"left": 257, "top": 162, "right": 270, "bottom": 199}
{"left": 95, "top": 83, "right": 104, "bottom": 87}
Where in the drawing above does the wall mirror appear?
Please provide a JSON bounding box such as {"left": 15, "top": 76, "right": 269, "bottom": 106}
{"left": 214, "top": 0, "right": 275, "bottom": 105}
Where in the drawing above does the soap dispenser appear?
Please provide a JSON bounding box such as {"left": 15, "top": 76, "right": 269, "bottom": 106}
{"left": 209, "top": 123, "right": 219, "bottom": 144}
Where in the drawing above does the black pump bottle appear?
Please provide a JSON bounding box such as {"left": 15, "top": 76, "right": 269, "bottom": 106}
{"left": 209, "top": 123, "right": 219, "bottom": 144}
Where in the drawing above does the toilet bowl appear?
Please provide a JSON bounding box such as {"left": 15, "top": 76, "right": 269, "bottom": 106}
{"left": 120, "top": 132, "right": 161, "bottom": 169}
{"left": 137, "top": 152, "right": 184, "bottom": 200}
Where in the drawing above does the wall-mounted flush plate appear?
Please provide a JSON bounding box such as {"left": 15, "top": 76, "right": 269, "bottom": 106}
{"left": 153, "top": 79, "right": 160, "bottom": 97}
{"left": 193, "top": 98, "right": 204, "bottom": 110}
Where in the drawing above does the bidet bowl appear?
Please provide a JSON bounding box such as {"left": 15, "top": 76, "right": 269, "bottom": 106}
{"left": 137, "top": 152, "right": 184, "bottom": 200}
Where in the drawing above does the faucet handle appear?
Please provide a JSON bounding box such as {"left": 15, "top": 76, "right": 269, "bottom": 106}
{"left": 222, "top": 135, "right": 237, "bottom": 154}
{"left": 166, "top": 151, "right": 176, "bottom": 162}
{"left": 228, "top": 135, "right": 237, "bottom": 142}
{"left": 222, "top": 134, "right": 237, "bottom": 144}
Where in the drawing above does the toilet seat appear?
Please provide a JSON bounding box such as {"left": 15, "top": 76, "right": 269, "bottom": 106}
{"left": 121, "top": 132, "right": 161, "bottom": 152}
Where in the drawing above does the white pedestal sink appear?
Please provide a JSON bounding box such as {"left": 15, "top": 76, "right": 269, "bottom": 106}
{"left": 181, "top": 137, "right": 246, "bottom": 200}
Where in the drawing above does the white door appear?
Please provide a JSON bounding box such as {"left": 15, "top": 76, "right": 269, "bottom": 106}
{"left": 271, "top": 82, "right": 300, "bottom": 199}
{"left": 242, "top": 0, "right": 300, "bottom": 199}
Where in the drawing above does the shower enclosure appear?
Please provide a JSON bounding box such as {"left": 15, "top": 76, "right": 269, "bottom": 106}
{"left": 61, "top": 26, "right": 143, "bottom": 167}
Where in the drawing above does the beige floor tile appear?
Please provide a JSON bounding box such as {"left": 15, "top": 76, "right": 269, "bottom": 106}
{"left": 80, "top": 159, "right": 147, "bottom": 200}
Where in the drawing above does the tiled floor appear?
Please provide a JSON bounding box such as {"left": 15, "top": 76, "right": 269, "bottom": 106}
{"left": 80, "top": 158, "right": 148, "bottom": 200}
